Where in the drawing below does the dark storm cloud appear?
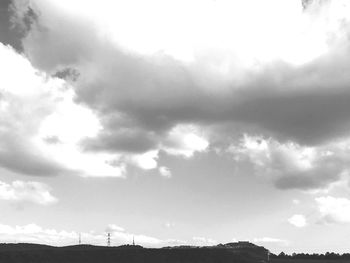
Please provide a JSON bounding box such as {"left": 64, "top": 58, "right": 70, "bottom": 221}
{"left": 75, "top": 54, "right": 350, "bottom": 148}
{"left": 7, "top": 0, "right": 350, "bottom": 188}
{"left": 231, "top": 84, "right": 350, "bottom": 145}
{"left": 15, "top": 0, "right": 350, "bottom": 149}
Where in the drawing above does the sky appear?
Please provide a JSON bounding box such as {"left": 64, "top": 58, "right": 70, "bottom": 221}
{"left": 1, "top": 0, "right": 350, "bottom": 254}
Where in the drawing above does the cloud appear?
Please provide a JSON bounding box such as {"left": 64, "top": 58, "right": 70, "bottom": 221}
{"left": 0, "top": 223, "right": 77, "bottom": 244}
{"left": 316, "top": 196, "right": 350, "bottom": 224}
{"left": 103, "top": 224, "right": 187, "bottom": 247}
{"left": 159, "top": 166, "right": 172, "bottom": 178}
{"left": 292, "top": 199, "right": 300, "bottom": 205}
{"left": 4, "top": 0, "right": 350, "bottom": 187}
{"left": 0, "top": 180, "right": 57, "bottom": 205}
{"left": 105, "top": 224, "right": 125, "bottom": 233}
{"left": 0, "top": 222, "right": 90, "bottom": 245}
{"left": 164, "top": 222, "right": 175, "bottom": 228}
{"left": 0, "top": 43, "right": 69, "bottom": 177}
{"left": 129, "top": 150, "right": 159, "bottom": 170}
{"left": 83, "top": 129, "right": 157, "bottom": 154}
{"left": 12, "top": 0, "right": 350, "bottom": 145}
{"left": 192, "top": 236, "right": 217, "bottom": 246}
{"left": 0, "top": 43, "right": 127, "bottom": 177}
{"left": 0, "top": 39, "right": 208, "bottom": 177}
{"left": 228, "top": 135, "right": 349, "bottom": 191}
{"left": 162, "top": 125, "right": 209, "bottom": 158}
{"left": 0, "top": 0, "right": 23, "bottom": 51}
{"left": 288, "top": 214, "right": 307, "bottom": 227}
{"left": 253, "top": 237, "right": 289, "bottom": 246}
{"left": 104, "top": 223, "right": 186, "bottom": 247}
{"left": 0, "top": 222, "right": 184, "bottom": 247}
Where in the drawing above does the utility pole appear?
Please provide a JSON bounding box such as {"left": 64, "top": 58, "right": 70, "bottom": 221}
{"left": 79, "top": 233, "right": 81, "bottom": 245}
{"left": 133, "top": 236, "right": 135, "bottom": 246}
{"left": 107, "top": 233, "right": 111, "bottom": 247}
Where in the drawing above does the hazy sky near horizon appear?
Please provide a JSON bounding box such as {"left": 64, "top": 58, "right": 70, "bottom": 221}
{"left": 1, "top": 0, "right": 350, "bottom": 254}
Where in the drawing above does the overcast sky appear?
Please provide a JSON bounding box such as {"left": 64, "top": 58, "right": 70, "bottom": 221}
{"left": 1, "top": 0, "right": 350, "bottom": 254}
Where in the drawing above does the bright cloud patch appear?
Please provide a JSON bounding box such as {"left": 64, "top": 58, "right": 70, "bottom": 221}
{"left": 0, "top": 43, "right": 126, "bottom": 177}
{"left": 0, "top": 41, "right": 209, "bottom": 177}
{"left": 162, "top": 125, "right": 209, "bottom": 158}
{"left": 130, "top": 150, "right": 159, "bottom": 170}
{"left": 316, "top": 196, "right": 350, "bottom": 224}
{"left": 159, "top": 166, "right": 172, "bottom": 178}
{"left": 288, "top": 214, "right": 307, "bottom": 228}
{"left": 0, "top": 180, "right": 57, "bottom": 205}
{"left": 192, "top": 236, "right": 217, "bottom": 246}
{"left": 0, "top": 223, "right": 77, "bottom": 244}
{"left": 0, "top": 43, "right": 66, "bottom": 176}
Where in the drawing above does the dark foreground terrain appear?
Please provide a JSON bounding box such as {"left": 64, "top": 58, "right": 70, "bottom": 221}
{"left": 271, "top": 260, "right": 350, "bottom": 263}
{"left": 1, "top": 242, "right": 349, "bottom": 263}
{"left": 0, "top": 242, "right": 267, "bottom": 263}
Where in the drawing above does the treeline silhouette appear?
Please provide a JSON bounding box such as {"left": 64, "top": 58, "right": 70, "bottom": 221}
{"left": 2, "top": 243, "right": 350, "bottom": 263}
{"left": 274, "top": 252, "right": 350, "bottom": 260}
{"left": 0, "top": 244, "right": 257, "bottom": 263}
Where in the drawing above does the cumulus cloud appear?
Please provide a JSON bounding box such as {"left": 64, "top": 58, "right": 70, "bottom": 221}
{"left": 0, "top": 42, "right": 129, "bottom": 177}
{"left": 0, "top": 37, "right": 208, "bottom": 177}
{"left": 12, "top": 0, "right": 350, "bottom": 142}
{"left": 0, "top": 43, "right": 69, "bottom": 177}
{"left": 162, "top": 125, "right": 209, "bottom": 158}
{"left": 316, "top": 196, "right": 350, "bottom": 224}
{"left": 0, "top": 180, "right": 57, "bottom": 205}
{"left": 288, "top": 214, "right": 307, "bottom": 227}
{"left": 228, "top": 135, "right": 350, "bottom": 191}
{"left": 159, "top": 166, "right": 172, "bottom": 178}
{"left": 2, "top": 0, "right": 350, "bottom": 187}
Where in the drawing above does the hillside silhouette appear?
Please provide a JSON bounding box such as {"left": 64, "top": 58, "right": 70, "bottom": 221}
{"left": 0, "top": 241, "right": 268, "bottom": 263}
{"left": 1, "top": 241, "right": 349, "bottom": 263}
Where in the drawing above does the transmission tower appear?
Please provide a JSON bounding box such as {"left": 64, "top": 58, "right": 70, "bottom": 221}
{"left": 107, "top": 232, "right": 111, "bottom": 247}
